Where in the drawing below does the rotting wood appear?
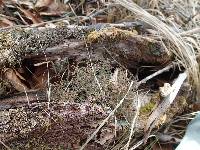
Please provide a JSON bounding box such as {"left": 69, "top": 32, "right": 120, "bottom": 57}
{"left": 0, "top": 100, "right": 108, "bottom": 149}
{"left": 0, "top": 22, "right": 171, "bottom": 68}
{"left": 0, "top": 60, "right": 189, "bottom": 148}
{"left": 23, "top": 36, "right": 171, "bottom": 70}
{"left": 0, "top": 88, "right": 189, "bottom": 149}
{"left": 0, "top": 90, "right": 47, "bottom": 110}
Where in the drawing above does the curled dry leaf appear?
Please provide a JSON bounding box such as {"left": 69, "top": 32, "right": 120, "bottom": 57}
{"left": 159, "top": 83, "right": 173, "bottom": 97}
{"left": 36, "top": 0, "right": 70, "bottom": 16}
{"left": 25, "top": 63, "right": 58, "bottom": 90}
{"left": 3, "top": 68, "right": 29, "bottom": 92}
{"left": 156, "top": 114, "right": 167, "bottom": 128}
{"left": 18, "top": 7, "right": 42, "bottom": 24}
{"left": 10, "top": 0, "right": 34, "bottom": 8}
{"left": 0, "top": 17, "right": 15, "bottom": 27}
{"left": 35, "top": 0, "right": 54, "bottom": 8}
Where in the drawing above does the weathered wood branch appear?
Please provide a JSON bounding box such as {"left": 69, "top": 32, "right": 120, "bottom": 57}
{"left": 24, "top": 36, "right": 171, "bottom": 70}
{"left": 0, "top": 23, "right": 171, "bottom": 68}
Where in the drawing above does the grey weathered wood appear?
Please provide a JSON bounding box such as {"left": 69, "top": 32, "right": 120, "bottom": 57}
{"left": 0, "top": 23, "right": 171, "bottom": 68}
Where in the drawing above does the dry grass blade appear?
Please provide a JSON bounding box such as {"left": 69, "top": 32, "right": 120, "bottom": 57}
{"left": 125, "top": 91, "right": 141, "bottom": 149}
{"left": 0, "top": 140, "right": 11, "bottom": 150}
{"left": 115, "top": 0, "right": 200, "bottom": 100}
{"left": 145, "top": 72, "right": 187, "bottom": 141}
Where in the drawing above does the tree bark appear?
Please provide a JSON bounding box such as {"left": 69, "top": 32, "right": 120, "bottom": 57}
{"left": 0, "top": 91, "right": 108, "bottom": 149}
{"left": 0, "top": 23, "right": 171, "bottom": 68}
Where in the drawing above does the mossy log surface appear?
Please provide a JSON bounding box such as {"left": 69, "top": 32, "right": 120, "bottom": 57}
{"left": 0, "top": 23, "right": 171, "bottom": 68}
{"left": 0, "top": 24, "right": 86, "bottom": 68}
{"left": 0, "top": 89, "right": 188, "bottom": 149}
{"left": 0, "top": 98, "right": 107, "bottom": 149}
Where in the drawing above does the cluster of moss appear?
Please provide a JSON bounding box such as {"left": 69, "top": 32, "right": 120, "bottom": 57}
{"left": 87, "top": 27, "right": 138, "bottom": 43}
{"left": 140, "top": 101, "right": 156, "bottom": 115}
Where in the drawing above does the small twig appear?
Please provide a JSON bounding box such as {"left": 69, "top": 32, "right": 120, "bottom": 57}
{"left": 125, "top": 91, "right": 141, "bottom": 149}
{"left": 0, "top": 90, "right": 47, "bottom": 110}
{"left": 137, "top": 63, "right": 175, "bottom": 86}
{"left": 80, "top": 7, "right": 109, "bottom": 22}
{"left": 179, "top": 27, "right": 200, "bottom": 36}
{"left": 80, "top": 4, "right": 118, "bottom": 22}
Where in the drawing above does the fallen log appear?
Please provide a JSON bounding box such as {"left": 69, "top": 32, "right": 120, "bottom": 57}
{"left": 0, "top": 90, "right": 46, "bottom": 110}
{"left": 0, "top": 87, "right": 189, "bottom": 149}
{"left": 0, "top": 23, "right": 171, "bottom": 69}
{"left": 0, "top": 97, "right": 108, "bottom": 149}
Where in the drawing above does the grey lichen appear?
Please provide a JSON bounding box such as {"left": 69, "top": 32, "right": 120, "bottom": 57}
{"left": 51, "top": 60, "right": 138, "bottom": 122}
{"left": 0, "top": 24, "right": 86, "bottom": 67}
{"left": 0, "top": 102, "right": 107, "bottom": 149}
